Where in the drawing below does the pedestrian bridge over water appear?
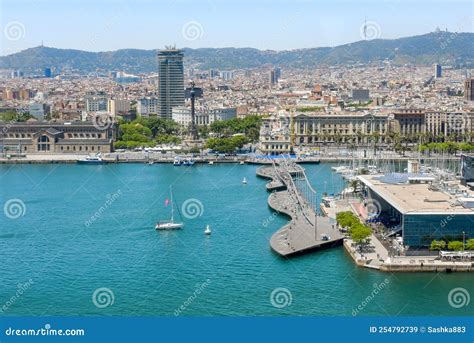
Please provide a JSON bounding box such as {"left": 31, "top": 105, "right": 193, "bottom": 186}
{"left": 256, "top": 160, "right": 343, "bottom": 257}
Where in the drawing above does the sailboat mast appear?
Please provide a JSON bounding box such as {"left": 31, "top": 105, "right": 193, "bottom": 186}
{"left": 170, "top": 185, "right": 174, "bottom": 222}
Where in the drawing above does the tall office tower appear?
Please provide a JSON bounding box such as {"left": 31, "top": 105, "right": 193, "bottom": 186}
{"left": 11, "top": 70, "right": 24, "bottom": 78}
{"left": 434, "top": 63, "right": 442, "bottom": 78}
{"left": 220, "top": 70, "right": 234, "bottom": 81}
{"left": 269, "top": 70, "right": 277, "bottom": 85}
{"left": 209, "top": 69, "right": 219, "bottom": 78}
{"left": 269, "top": 67, "right": 281, "bottom": 85}
{"left": 465, "top": 78, "right": 474, "bottom": 101}
{"left": 158, "top": 47, "right": 184, "bottom": 118}
{"left": 274, "top": 67, "right": 281, "bottom": 80}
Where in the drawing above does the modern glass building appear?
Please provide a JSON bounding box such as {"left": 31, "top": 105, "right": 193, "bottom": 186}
{"left": 358, "top": 174, "right": 474, "bottom": 248}
{"left": 158, "top": 48, "right": 184, "bottom": 119}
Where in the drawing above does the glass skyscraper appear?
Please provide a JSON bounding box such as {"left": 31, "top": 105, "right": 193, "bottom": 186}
{"left": 158, "top": 48, "right": 184, "bottom": 119}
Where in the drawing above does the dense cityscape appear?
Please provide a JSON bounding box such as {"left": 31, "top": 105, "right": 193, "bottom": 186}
{"left": 1, "top": 40, "right": 474, "bottom": 156}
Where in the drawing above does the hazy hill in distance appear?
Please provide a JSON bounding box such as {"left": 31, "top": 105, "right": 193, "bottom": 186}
{"left": 1, "top": 31, "right": 472, "bottom": 74}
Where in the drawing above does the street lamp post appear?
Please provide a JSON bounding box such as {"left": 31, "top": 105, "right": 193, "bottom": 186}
{"left": 463, "top": 231, "right": 465, "bottom": 251}
{"left": 314, "top": 208, "right": 318, "bottom": 241}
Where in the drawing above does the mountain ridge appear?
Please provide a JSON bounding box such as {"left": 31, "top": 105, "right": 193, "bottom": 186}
{"left": 1, "top": 31, "right": 472, "bottom": 73}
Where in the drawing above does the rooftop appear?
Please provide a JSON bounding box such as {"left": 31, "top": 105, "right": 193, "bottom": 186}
{"left": 358, "top": 174, "right": 474, "bottom": 215}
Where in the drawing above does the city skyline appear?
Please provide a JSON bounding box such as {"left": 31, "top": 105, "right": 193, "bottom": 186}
{"left": 1, "top": 0, "right": 472, "bottom": 56}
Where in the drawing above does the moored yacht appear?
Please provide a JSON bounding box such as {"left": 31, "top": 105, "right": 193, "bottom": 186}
{"left": 77, "top": 153, "right": 106, "bottom": 165}
{"left": 155, "top": 186, "right": 184, "bottom": 230}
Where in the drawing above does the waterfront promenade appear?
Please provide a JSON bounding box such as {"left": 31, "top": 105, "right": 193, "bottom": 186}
{"left": 257, "top": 161, "right": 343, "bottom": 256}
{"left": 325, "top": 194, "right": 474, "bottom": 272}
{"left": 0, "top": 149, "right": 462, "bottom": 164}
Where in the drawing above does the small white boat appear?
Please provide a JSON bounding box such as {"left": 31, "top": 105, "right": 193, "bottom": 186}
{"left": 173, "top": 157, "right": 182, "bottom": 166}
{"left": 182, "top": 158, "right": 195, "bottom": 166}
{"left": 155, "top": 222, "right": 184, "bottom": 230}
{"left": 77, "top": 153, "right": 106, "bottom": 165}
{"left": 240, "top": 161, "right": 245, "bottom": 165}
{"left": 208, "top": 161, "right": 214, "bottom": 165}
{"left": 242, "top": 177, "right": 247, "bottom": 184}
{"left": 333, "top": 166, "right": 350, "bottom": 174}
{"left": 204, "top": 224, "right": 211, "bottom": 235}
{"left": 155, "top": 186, "right": 184, "bottom": 230}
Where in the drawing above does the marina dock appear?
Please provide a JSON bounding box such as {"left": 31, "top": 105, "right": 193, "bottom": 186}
{"left": 257, "top": 160, "right": 343, "bottom": 257}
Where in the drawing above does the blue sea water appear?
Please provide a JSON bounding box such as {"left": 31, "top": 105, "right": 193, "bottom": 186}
{"left": 0, "top": 163, "right": 472, "bottom": 316}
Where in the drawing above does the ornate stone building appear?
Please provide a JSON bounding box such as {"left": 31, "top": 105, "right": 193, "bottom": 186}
{"left": 0, "top": 121, "right": 116, "bottom": 155}
{"left": 258, "top": 111, "right": 390, "bottom": 155}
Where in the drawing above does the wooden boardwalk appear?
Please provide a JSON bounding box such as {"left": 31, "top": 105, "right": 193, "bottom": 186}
{"left": 257, "top": 163, "right": 343, "bottom": 257}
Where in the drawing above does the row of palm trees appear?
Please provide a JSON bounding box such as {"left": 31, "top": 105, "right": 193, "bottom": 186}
{"left": 296, "top": 130, "right": 473, "bottom": 150}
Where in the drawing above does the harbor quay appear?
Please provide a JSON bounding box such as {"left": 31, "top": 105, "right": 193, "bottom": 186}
{"left": 0, "top": 150, "right": 463, "bottom": 165}
{"left": 0, "top": 151, "right": 252, "bottom": 164}
{"left": 339, "top": 170, "right": 474, "bottom": 272}
{"left": 258, "top": 157, "right": 474, "bottom": 272}
{"left": 327, "top": 160, "right": 474, "bottom": 272}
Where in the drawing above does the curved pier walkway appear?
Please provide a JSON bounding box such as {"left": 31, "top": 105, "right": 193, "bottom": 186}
{"left": 257, "top": 161, "right": 343, "bottom": 257}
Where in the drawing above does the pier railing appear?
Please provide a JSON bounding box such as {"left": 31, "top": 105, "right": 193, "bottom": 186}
{"left": 271, "top": 159, "right": 317, "bottom": 227}
{"left": 280, "top": 159, "right": 318, "bottom": 214}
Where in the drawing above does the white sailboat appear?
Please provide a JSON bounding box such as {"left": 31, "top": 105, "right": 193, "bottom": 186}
{"left": 242, "top": 177, "right": 247, "bottom": 184}
{"left": 204, "top": 224, "right": 212, "bottom": 235}
{"left": 155, "top": 186, "right": 184, "bottom": 230}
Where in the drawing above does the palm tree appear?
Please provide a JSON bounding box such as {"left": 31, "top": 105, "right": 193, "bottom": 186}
{"left": 371, "top": 131, "right": 380, "bottom": 155}
{"left": 356, "top": 130, "right": 364, "bottom": 145}
{"left": 350, "top": 179, "right": 359, "bottom": 193}
{"left": 334, "top": 132, "right": 343, "bottom": 148}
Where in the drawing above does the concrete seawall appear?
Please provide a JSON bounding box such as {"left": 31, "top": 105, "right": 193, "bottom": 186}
{"left": 343, "top": 238, "right": 473, "bottom": 272}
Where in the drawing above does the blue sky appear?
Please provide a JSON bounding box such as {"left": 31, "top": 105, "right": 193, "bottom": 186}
{"left": 0, "top": 0, "right": 472, "bottom": 55}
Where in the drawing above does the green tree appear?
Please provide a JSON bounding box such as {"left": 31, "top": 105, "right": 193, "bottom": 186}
{"left": 206, "top": 135, "right": 248, "bottom": 153}
{"left": 447, "top": 241, "right": 464, "bottom": 251}
{"left": 465, "top": 239, "right": 474, "bottom": 250}
{"left": 430, "top": 240, "right": 446, "bottom": 251}
{"left": 336, "top": 211, "right": 359, "bottom": 229}
{"left": 209, "top": 115, "right": 262, "bottom": 142}
{"left": 350, "top": 224, "right": 372, "bottom": 244}
{"left": 0, "top": 110, "right": 34, "bottom": 122}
